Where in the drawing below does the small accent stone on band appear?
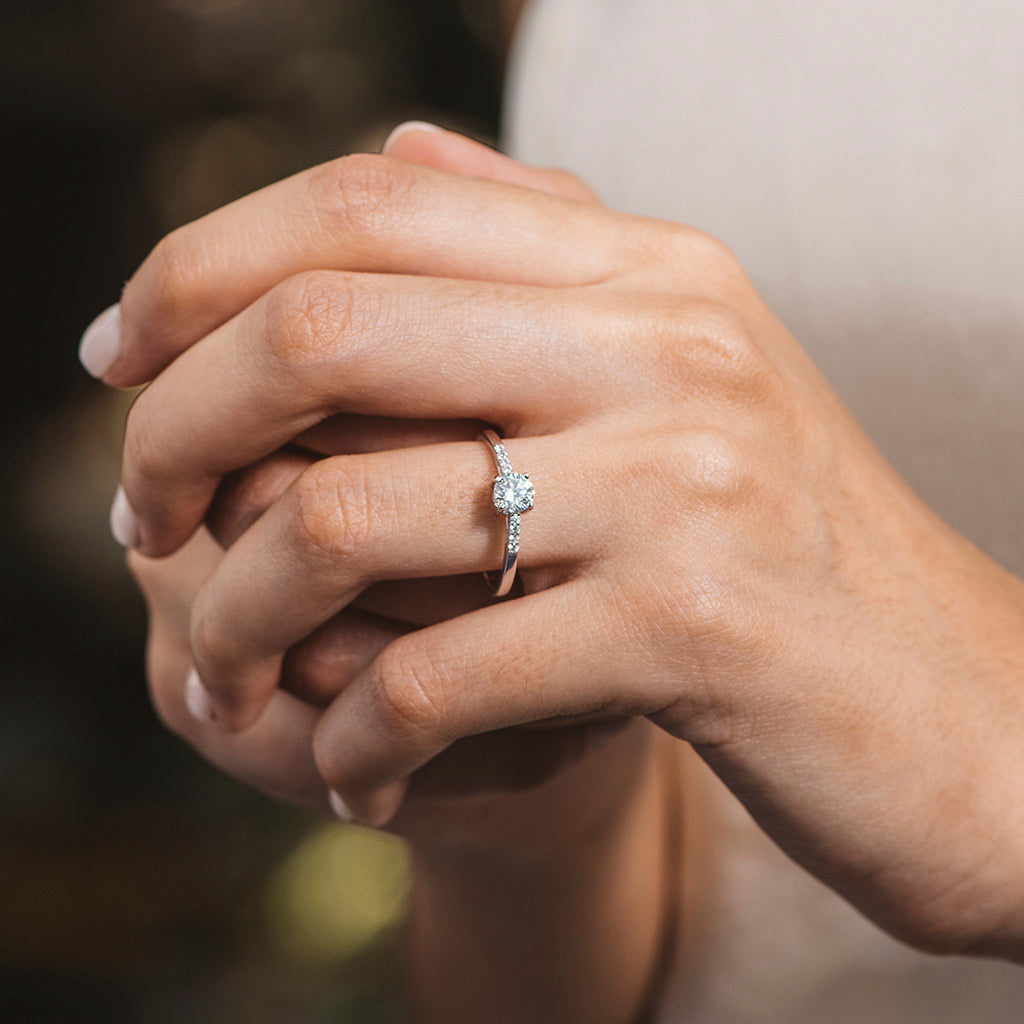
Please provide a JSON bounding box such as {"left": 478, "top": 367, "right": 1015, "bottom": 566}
{"left": 492, "top": 441, "right": 513, "bottom": 478}
{"left": 507, "top": 512, "right": 521, "bottom": 554}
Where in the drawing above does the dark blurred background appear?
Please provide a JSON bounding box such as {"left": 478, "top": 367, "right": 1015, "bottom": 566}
{"left": 0, "top": 2, "right": 502, "bottom": 1020}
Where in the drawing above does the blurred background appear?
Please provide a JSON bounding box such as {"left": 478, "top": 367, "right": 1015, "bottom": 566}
{"left": 0, "top": 2, "right": 503, "bottom": 1020}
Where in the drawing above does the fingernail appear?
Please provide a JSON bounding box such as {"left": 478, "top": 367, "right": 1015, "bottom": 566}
{"left": 328, "top": 790, "right": 353, "bottom": 822}
{"left": 110, "top": 486, "right": 141, "bottom": 548}
{"left": 79, "top": 304, "right": 122, "bottom": 379}
{"left": 185, "top": 667, "right": 217, "bottom": 723}
{"left": 381, "top": 120, "right": 444, "bottom": 154}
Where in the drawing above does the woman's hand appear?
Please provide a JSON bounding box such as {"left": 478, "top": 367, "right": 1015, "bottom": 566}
{"left": 111, "top": 128, "right": 1024, "bottom": 959}
{"left": 122, "top": 127, "right": 658, "bottom": 859}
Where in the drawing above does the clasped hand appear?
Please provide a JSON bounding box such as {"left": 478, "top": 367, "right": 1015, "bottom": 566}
{"left": 95, "top": 127, "right": 1024, "bottom": 959}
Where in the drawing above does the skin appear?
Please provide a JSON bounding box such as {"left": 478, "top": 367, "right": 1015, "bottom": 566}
{"left": 103, "top": 125, "right": 1024, "bottom": 1019}
{"left": 127, "top": 132, "right": 685, "bottom": 1022}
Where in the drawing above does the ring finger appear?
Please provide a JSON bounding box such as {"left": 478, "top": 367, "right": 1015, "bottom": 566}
{"left": 189, "top": 432, "right": 604, "bottom": 730}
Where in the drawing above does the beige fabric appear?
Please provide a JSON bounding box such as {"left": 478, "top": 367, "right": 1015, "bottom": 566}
{"left": 507, "top": 0, "right": 1024, "bottom": 575}
{"left": 505, "top": 1, "right": 1024, "bottom": 1020}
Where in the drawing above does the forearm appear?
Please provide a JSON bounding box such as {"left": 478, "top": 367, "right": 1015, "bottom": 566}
{"left": 404, "top": 724, "right": 685, "bottom": 1024}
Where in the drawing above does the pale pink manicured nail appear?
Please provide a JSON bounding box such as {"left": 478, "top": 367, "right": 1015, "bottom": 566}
{"left": 78, "top": 304, "right": 122, "bottom": 378}
{"left": 328, "top": 790, "right": 354, "bottom": 822}
{"left": 185, "top": 668, "right": 217, "bottom": 723}
{"left": 109, "top": 486, "right": 140, "bottom": 548}
{"left": 381, "top": 120, "right": 444, "bottom": 154}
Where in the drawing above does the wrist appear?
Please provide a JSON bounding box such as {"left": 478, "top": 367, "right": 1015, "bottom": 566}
{"left": 395, "top": 718, "right": 657, "bottom": 863}
{"left": 404, "top": 723, "right": 687, "bottom": 1024}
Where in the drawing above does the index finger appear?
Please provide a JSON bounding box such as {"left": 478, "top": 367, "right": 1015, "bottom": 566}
{"left": 103, "top": 153, "right": 630, "bottom": 387}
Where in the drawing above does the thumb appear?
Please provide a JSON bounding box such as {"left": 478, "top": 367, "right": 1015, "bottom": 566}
{"left": 381, "top": 121, "right": 600, "bottom": 204}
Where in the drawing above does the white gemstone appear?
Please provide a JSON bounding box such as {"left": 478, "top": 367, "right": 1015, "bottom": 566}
{"left": 493, "top": 473, "right": 534, "bottom": 514}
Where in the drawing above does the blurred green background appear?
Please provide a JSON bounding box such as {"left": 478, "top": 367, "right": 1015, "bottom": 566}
{"left": 0, "top": 2, "right": 501, "bottom": 1020}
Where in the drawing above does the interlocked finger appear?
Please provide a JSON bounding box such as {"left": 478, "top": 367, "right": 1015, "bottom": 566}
{"left": 188, "top": 434, "right": 600, "bottom": 730}
{"left": 311, "top": 581, "right": 661, "bottom": 827}
{"left": 121, "top": 273, "right": 612, "bottom": 557}
{"left": 111, "top": 151, "right": 627, "bottom": 387}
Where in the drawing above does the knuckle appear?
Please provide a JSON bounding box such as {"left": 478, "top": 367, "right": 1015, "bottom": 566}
{"left": 687, "top": 301, "right": 757, "bottom": 363}
{"left": 649, "top": 579, "right": 769, "bottom": 718}
{"left": 630, "top": 296, "right": 782, "bottom": 415}
{"left": 292, "top": 460, "right": 374, "bottom": 565}
{"left": 188, "top": 591, "right": 245, "bottom": 700}
{"left": 138, "top": 227, "right": 207, "bottom": 325}
{"left": 262, "top": 271, "right": 379, "bottom": 375}
{"left": 643, "top": 220, "right": 753, "bottom": 296}
{"left": 284, "top": 639, "right": 352, "bottom": 698}
{"left": 122, "top": 400, "right": 168, "bottom": 493}
{"left": 652, "top": 428, "right": 755, "bottom": 510}
{"left": 372, "top": 643, "right": 447, "bottom": 737}
{"left": 208, "top": 451, "right": 310, "bottom": 546}
{"left": 665, "top": 221, "right": 744, "bottom": 276}
{"left": 618, "top": 574, "right": 746, "bottom": 747}
{"left": 649, "top": 300, "right": 772, "bottom": 402}
{"left": 187, "top": 598, "right": 221, "bottom": 677}
{"left": 652, "top": 681, "right": 741, "bottom": 750}
{"left": 686, "top": 226, "right": 742, "bottom": 273}
{"left": 311, "top": 728, "right": 344, "bottom": 791}
{"left": 547, "top": 167, "right": 599, "bottom": 203}
{"left": 683, "top": 430, "right": 751, "bottom": 504}
{"left": 622, "top": 215, "right": 685, "bottom": 270}
{"left": 208, "top": 467, "right": 276, "bottom": 546}
{"left": 310, "top": 153, "right": 411, "bottom": 239}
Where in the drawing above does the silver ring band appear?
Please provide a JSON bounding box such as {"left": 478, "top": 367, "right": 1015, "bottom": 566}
{"left": 479, "top": 429, "right": 534, "bottom": 597}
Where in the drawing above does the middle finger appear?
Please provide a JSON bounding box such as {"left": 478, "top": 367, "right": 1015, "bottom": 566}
{"left": 122, "top": 273, "right": 613, "bottom": 557}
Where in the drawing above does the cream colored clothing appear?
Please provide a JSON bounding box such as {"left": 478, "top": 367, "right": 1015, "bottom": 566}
{"left": 506, "top": 0, "right": 1024, "bottom": 1020}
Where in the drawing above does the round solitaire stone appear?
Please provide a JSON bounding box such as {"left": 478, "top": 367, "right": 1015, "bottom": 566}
{"left": 493, "top": 472, "right": 534, "bottom": 514}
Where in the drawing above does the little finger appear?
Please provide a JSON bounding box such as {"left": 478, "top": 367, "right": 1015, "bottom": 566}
{"left": 312, "top": 582, "right": 656, "bottom": 828}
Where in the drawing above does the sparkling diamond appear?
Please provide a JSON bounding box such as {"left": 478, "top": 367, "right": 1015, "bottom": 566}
{"left": 493, "top": 473, "right": 534, "bottom": 514}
